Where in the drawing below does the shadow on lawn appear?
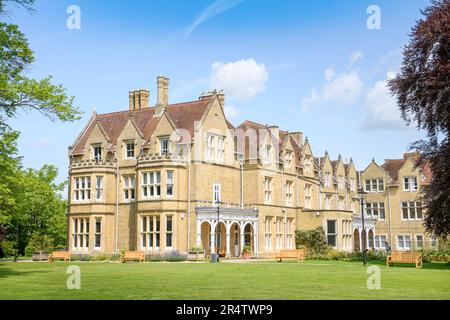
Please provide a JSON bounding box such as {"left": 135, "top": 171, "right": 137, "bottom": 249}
{"left": 368, "top": 260, "right": 450, "bottom": 270}
{"left": 0, "top": 263, "right": 48, "bottom": 279}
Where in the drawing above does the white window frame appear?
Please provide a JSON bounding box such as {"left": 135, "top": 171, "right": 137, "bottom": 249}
{"left": 264, "top": 216, "right": 272, "bottom": 250}
{"left": 304, "top": 184, "right": 312, "bottom": 209}
{"left": 213, "top": 184, "right": 221, "bottom": 205}
{"left": 284, "top": 151, "right": 293, "bottom": 169}
{"left": 403, "top": 176, "right": 418, "bottom": 192}
{"left": 217, "top": 136, "right": 225, "bottom": 163}
{"left": 125, "top": 141, "right": 135, "bottom": 159}
{"left": 374, "top": 235, "right": 387, "bottom": 250}
{"left": 364, "top": 178, "right": 384, "bottom": 192}
{"left": 94, "top": 217, "right": 102, "bottom": 251}
{"left": 166, "top": 215, "right": 173, "bottom": 249}
{"left": 72, "top": 218, "right": 89, "bottom": 251}
{"left": 142, "top": 172, "right": 161, "bottom": 199}
{"left": 326, "top": 220, "right": 337, "bottom": 248}
{"left": 159, "top": 137, "right": 170, "bottom": 156}
{"left": 264, "top": 177, "right": 272, "bottom": 204}
{"left": 263, "top": 145, "right": 272, "bottom": 164}
{"left": 415, "top": 234, "right": 423, "bottom": 250}
{"left": 93, "top": 145, "right": 102, "bottom": 162}
{"left": 95, "top": 176, "right": 104, "bottom": 201}
{"left": 396, "top": 234, "right": 412, "bottom": 251}
{"left": 73, "top": 176, "right": 91, "bottom": 202}
{"left": 285, "top": 180, "right": 293, "bottom": 206}
{"left": 365, "top": 202, "right": 385, "bottom": 220}
{"left": 123, "top": 175, "right": 136, "bottom": 202}
{"left": 275, "top": 218, "right": 283, "bottom": 250}
{"left": 401, "top": 201, "right": 422, "bottom": 220}
{"left": 141, "top": 215, "right": 161, "bottom": 250}
{"left": 166, "top": 171, "right": 174, "bottom": 198}
{"left": 324, "top": 172, "right": 331, "bottom": 188}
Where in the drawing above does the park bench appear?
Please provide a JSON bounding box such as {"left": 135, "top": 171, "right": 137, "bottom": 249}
{"left": 386, "top": 251, "right": 422, "bottom": 268}
{"left": 120, "top": 251, "right": 145, "bottom": 263}
{"left": 275, "top": 249, "right": 304, "bottom": 263}
{"left": 48, "top": 251, "right": 71, "bottom": 262}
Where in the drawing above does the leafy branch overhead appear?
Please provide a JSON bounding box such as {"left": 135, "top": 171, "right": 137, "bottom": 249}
{"left": 0, "top": 22, "right": 81, "bottom": 128}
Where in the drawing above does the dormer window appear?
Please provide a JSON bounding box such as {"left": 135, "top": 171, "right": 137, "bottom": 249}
{"left": 285, "top": 151, "right": 293, "bottom": 169}
{"left": 263, "top": 145, "right": 271, "bottom": 164}
{"left": 160, "top": 137, "right": 169, "bottom": 156}
{"left": 125, "top": 142, "right": 135, "bottom": 159}
{"left": 404, "top": 176, "right": 418, "bottom": 191}
{"left": 93, "top": 145, "right": 102, "bottom": 162}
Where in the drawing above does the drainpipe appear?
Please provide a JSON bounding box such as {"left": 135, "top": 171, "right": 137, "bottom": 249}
{"left": 282, "top": 166, "right": 286, "bottom": 249}
{"left": 115, "top": 151, "right": 119, "bottom": 253}
{"left": 187, "top": 143, "right": 192, "bottom": 252}
{"left": 387, "top": 185, "right": 393, "bottom": 247}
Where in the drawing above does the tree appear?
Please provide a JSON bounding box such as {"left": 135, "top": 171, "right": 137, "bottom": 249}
{"left": 388, "top": 0, "right": 450, "bottom": 238}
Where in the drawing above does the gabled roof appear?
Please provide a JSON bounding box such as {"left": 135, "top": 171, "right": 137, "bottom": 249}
{"left": 71, "top": 98, "right": 212, "bottom": 155}
{"left": 381, "top": 159, "right": 407, "bottom": 184}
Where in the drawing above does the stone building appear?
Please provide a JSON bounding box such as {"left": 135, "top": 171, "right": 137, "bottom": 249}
{"left": 67, "top": 76, "right": 436, "bottom": 257}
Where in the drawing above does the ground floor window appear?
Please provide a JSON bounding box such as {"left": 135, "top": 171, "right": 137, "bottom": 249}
{"left": 94, "top": 218, "right": 102, "bottom": 250}
{"left": 141, "top": 215, "right": 160, "bottom": 250}
{"left": 264, "top": 217, "right": 272, "bottom": 250}
{"left": 286, "top": 218, "right": 294, "bottom": 249}
{"left": 166, "top": 216, "right": 173, "bottom": 248}
{"left": 275, "top": 218, "right": 283, "bottom": 249}
{"left": 415, "top": 235, "right": 423, "bottom": 250}
{"left": 430, "top": 235, "right": 438, "bottom": 250}
{"left": 326, "top": 220, "right": 337, "bottom": 247}
{"left": 72, "top": 218, "right": 89, "bottom": 250}
{"left": 374, "top": 235, "right": 387, "bottom": 249}
{"left": 397, "top": 235, "right": 411, "bottom": 250}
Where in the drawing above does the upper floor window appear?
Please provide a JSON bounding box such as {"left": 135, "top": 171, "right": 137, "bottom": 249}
{"left": 338, "top": 175, "right": 344, "bottom": 190}
{"left": 206, "top": 134, "right": 225, "bottom": 163}
{"left": 263, "top": 145, "right": 272, "bottom": 164}
{"left": 284, "top": 151, "right": 293, "bottom": 169}
{"left": 123, "top": 175, "right": 135, "bottom": 201}
{"left": 365, "top": 202, "right": 385, "bottom": 219}
{"left": 95, "top": 176, "right": 103, "bottom": 201}
{"left": 125, "top": 142, "right": 135, "bottom": 159}
{"left": 338, "top": 197, "right": 345, "bottom": 210}
{"left": 304, "top": 184, "right": 312, "bottom": 209}
{"left": 74, "top": 177, "right": 91, "bottom": 202}
{"left": 264, "top": 177, "right": 272, "bottom": 204}
{"left": 401, "top": 201, "right": 422, "bottom": 220}
{"left": 324, "top": 172, "right": 331, "bottom": 187}
{"left": 93, "top": 145, "right": 102, "bottom": 162}
{"left": 365, "top": 178, "right": 384, "bottom": 192}
{"left": 213, "top": 184, "right": 221, "bottom": 205}
{"left": 142, "top": 172, "right": 161, "bottom": 198}
{"left": 159, "top": 137, "right": 170, "bottom": 156}
{"left": 404, "top": 176, "right": 418, "bottom": 192}
{"left": 304, "top": 157, "right": 311, "bottom": 174}
{"left": 325, "top": 194, "right": 332, "bottom": 210}
{"left": 350, "top": 177, "right": 356, "bottom": 192}
{"left": 166, "top": 171, "right": 174, "bottom": 197}
{"left": 285, "top": 180, "right": 293, "bottom": 206}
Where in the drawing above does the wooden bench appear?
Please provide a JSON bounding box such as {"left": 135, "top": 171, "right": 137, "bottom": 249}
{"left": 48, "top": 251, "right": 71, "bottom": 262}
{"left": 120, "top": 251, "right": 145, "bottom": 263}
{"left": 275, "top": 249, "right": 304, "bottom": 262}
{"left": 387, "top": 251, "right": 422, "bottom": 268}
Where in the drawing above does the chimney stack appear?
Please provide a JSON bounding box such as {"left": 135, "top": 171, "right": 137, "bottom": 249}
{"left": 291, "top": 132, "right": 304, "bottom": 146}
{"left": 129, "top": 89, "right": 150, "bottom": 110}
{"left": 157, "top": 76, "right": 169, "bottom": 106}
{"left": 217, "top": 89, "right": 225, "bottom": 109}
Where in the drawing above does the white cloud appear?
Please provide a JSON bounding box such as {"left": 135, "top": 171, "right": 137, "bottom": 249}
{"left": 362, "top": 72, "right": 405, "bottom": 130}
{"left": 185, "top": 0, "right": 245, "bottom": 38}
{"left": 349, "top": 51, "right": 363, "bottom": 67}
{"left": 224, "top": 105, "right": 240, "bottom": 118}
{"left": 301, "top": 70, "right": 363, "bottom": 111}
{"left": 31, "top": 137, "right": 54, "bottom": 148}
{"left": 210, "top": 58, "right": 269, "bottom": 100}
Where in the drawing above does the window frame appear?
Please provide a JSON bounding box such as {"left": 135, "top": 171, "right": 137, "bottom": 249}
{"left": 142, "top": 171, "right": 161, "bottom": 199}
{"left": 125, "top": 141, "right": 135, "bottom": 159}
{"left": 93, "top": 144, "right": 102, "bottom": 162}
{"left": 123, "top": 175, "right": 136, "bottom": 202}
{"left": 326, "top": 220, "right": 337, "bottom": 248}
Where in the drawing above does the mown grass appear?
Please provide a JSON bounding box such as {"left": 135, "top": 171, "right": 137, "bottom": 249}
{"left": 0, "top": 260, "right": 449, "bottom": 300}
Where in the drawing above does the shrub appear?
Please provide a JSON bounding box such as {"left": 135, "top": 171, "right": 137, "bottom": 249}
{"left": 145, "top": 251, "right": 187, "bottom": 262}
{"left": 70, "top": 254, "right": 91, "bottom": 261}
{"left": 0, "top": 241, "right": 16, "bottom": 258}
{"left": 295, "top": 227, "right": 328, "bottom": 255}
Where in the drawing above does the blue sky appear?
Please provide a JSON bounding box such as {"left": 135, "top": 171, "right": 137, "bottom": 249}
{"left": 5, "top": 0, "right": 431, "bottom": 186}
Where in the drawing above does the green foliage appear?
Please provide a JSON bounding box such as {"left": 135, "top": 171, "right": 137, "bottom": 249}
{"left": 295, "top": 227, "right": 328, "bottom": 254}
{"left": 242, "top": 245, "right": 252, "bottom": 254}
{"left": 0, "top": 0, "right": 35, "bottom": 14}
{"left": 145, "top": 251, "right": 187, "bottom": 262}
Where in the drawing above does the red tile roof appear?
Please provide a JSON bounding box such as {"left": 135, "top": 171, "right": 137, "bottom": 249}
{"left": 71, "top": 98, "right": 212, "bottom": 155}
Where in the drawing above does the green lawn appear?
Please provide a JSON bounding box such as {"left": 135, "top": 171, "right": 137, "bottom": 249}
{"left": 0, "top": 260, "right": 449, "bottom": 300}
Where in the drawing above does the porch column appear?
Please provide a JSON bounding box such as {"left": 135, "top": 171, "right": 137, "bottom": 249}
{"left": 225, "top": 221, "right": 231, "bottom": 258}
{"left": 240, "top": 222, "right": 245, "bottom": 254}
{"left": 253, "top": 221, "right": 258, "bottom": 258}
{"left": 196, "top": 220, "right": 201, "bottom": 248}
{"left": 210, "top": 231, "right": 216, "bottom": 254}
